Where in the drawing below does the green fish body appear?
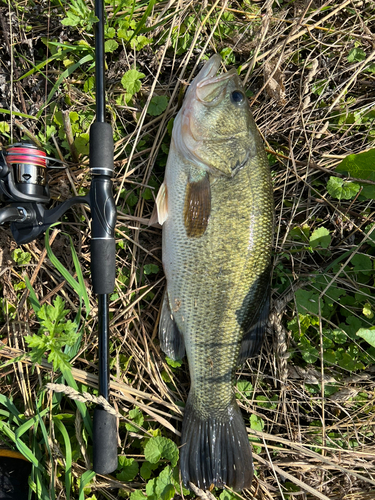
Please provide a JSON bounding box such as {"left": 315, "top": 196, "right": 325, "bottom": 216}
{"left": 156, "top": 55, "right": 274, "bottom": 490}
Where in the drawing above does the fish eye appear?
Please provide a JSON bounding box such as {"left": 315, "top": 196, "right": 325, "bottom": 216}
{"left": 230, "top": 90, "right": 245, "bottom": 104}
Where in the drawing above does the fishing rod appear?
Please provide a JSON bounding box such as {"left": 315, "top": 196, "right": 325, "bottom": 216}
{"left": 0, "top": 0, "right": 118, "bottom": 475}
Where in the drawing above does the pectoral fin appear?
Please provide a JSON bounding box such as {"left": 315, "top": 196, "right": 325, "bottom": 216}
{"left": 183, "top": 173, "right": 211, "bottom": 238}
{"left": 238, "top": 281, "right": 270, "bottom": 364}
{"left": 159, "top": 292, "right": 185, "bottom": 361}
{"left": 149, "top": 182, "right": 168, "bottom": 226}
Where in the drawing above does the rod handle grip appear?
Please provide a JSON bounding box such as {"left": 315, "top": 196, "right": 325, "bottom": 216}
{"left": 89, "top": 122, "right": 114, "bottom": 176}
{"left": 91, "top": 238, "right": 116, "bottom": 295}
{"left": 93, "top": 407, "right": 118, "bottom": 474}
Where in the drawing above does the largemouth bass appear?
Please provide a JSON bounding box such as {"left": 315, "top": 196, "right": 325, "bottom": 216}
{"left": 155, "top": 54, "right": 274, "bottom": 490}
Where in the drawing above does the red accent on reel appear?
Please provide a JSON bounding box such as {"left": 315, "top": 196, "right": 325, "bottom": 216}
{"left": 6, "top": 146, "right": 47, "bottom": 168}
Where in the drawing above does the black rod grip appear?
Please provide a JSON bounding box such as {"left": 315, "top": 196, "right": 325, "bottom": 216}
{"left": 93, "top": 294, "right": 117, "bottom": 474}
{"left": 89, "top": 122, "right": 116, "bottom": 295}
{"left": 89, "top": 122, "right": 114, "bottom": 176}
{"left": 91, "top": 238, "right": 116, "bottom": 295}
{"left": 93, "top": 407, "right": 118, "bottom": 474}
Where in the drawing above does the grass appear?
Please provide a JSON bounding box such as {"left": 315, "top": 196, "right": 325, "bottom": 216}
{"left": 1, "top": 0, "right": 375, "bottom": 499}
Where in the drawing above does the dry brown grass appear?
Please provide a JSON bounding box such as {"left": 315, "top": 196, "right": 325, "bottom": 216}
{"left": 1, "top": 0, "right": 375, "bottom": 499}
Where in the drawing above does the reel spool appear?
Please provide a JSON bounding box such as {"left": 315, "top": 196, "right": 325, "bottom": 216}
{"left": 1, "top": 143, "right": 50, "bottom": 203}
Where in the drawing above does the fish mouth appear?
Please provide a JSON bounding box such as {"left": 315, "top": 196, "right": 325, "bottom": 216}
{"left": 194, "top": 55, "right": 237, "bottom": 104}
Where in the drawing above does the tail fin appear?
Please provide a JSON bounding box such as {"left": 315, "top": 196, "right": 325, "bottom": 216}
{"left": 180, "top": 394, "right": 253, "bottom": 491}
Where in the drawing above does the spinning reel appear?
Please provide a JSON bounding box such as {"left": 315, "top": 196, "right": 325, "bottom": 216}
{"left": 0, "top": 142, "right": 89, "bottom": 244}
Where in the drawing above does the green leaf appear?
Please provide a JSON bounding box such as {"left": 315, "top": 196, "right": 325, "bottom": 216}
{"left": 0, "top": 420, "right": 39, "bottom": 468}
{"left": 363, "top": 303, "right": 373, "bottom": 319}
{"left": 131, "top": 35, "right": 152, "bottom": 51}
{"left": 351, "top": 254, "right": 372, "bottom": 275}
{"left": 326, "top": 177, "right": 361, "bottom": 200}
{"left": 155, "top": 466, "right": 175, "bottom": 500}
{"left": 140, "top": 461, "right": 158, "bottom": 480}
{"left": 11, "top": 249, "right": 31, "bottom": 266}
{"left": 220, "top": 490, "right": 239, "bottom": 500}
{"left": 323, "top": 349, "right": 336, "bottom": 364}
{"left": 338, "top": 352, "right": 364, "bottom": 371}
{"left": 165, "top": 356, "right": 182, "bottom": 368}
{"left": 332, "top": 329, "right": 347, "bottom": 344}
{"left": 13, "top": 281, "right": 26, "bottom": 291}
{"left": 144, "top": 437, "right": 179, "bottom": 468}
{"left": 360, "top": 184, "right": 375, "bottom": 200}
{"left": 74, "top": 133, "right": 90, "bottom": 155}
{"left": 61, "top": 0, "right": 98, "bottom": 29}
{"left": 339, "top": 316, "right": 362, "bottom": 340}
{"left": 0, "top": 121, "right": 10, "bottom": 134}
{"left": 250, "top": 414, "right": 264, "bottom": 432}
{"left": 146, "top": 477, "right": 158, "bottom": 500}
{"left": 356, "top": 327, "right": 375, "bottom": 347}
{"left": 309, "top": 227, "right": 331, "bottom": 249}
{"left": 0, "top": 108, "right": 37, "bottom": 120}
{"left": 105, "top": 27, "right": 116, "bottom": 39}
{"left": 54, "top": 418, "right": 72, "bottom": 500}
{"left": 347, "top": 47, "right": 366, "bottom": 63}
{"left": 335, "top": 149, "right": 375, "bottom": 181}
{"left": 118, "top": 28, "right": 133, "bottom": 40}
{"left": 69, "top": 111, "right": 79, "bottom": 123}
{"left": 125, "top": 407, "right": 144, "bottom": 432}
{"left": 300, "top": 339, "right": 319, "bottom": 363}
{"left": 167, "top": 118, "right": 174, "bottom": 136}
{"left": 295, "top": 289, "right": 320, "bottom": 315}
{"left": 121, "top": 69, "right": 145, "bottom": 95}
{"left": 236, "top": 380, "right": 253, "bottom": 399}
{"left": 144, "top": 264, "right": 159, "bottom": 275}
{"left": 130, "top": 491, "right": 147, "bottom": 500}
{"left": 84, "top": 76, "right": 95, "bottom": 93}
{"left": 116, "top": 457, "right": 139, "bottom": 481}
{"left": 78, "top": 471, "right": 96, "bottom": 500}
{"left": 141, "top": 187, "right": 153, "bottom": 200}
{"left": 24, "top": 275, "right": 41, "bottom": 314}
{"left": 365, "top": 63, "right": 375, "bottom": 73}
{"left": 24, "top": 293, "right": 80, "bottom": 372}
{"left": 120, "top": 189, "right": 139, "bottom": 206}
{"left": 105, "top": 40, "right": 119, "bottom": 53}
{"left": 61, "top": 12, "right": 81, "bottom": 27}
{"left": 44, "top": 225, "right": 90, "bottom": 314}
{"left": 127, "top": 0, "right": 156, "bottom": 45}
{"left": 288, "top": 313, "right": 318, "bottom": 337}
{"left": 147, "top": 95, "right": 169, "bottom": 116}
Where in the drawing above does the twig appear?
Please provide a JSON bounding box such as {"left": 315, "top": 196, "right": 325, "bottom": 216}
{"left": 188, "top": 482, "right": 217, "bottom": 500}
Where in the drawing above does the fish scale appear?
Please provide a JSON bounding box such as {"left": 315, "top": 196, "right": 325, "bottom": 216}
{"left": 164, "top": 146, "right": 272, "bottom": 409}
{"left": 156, "top": 54, "right": 274, "bottom": 490}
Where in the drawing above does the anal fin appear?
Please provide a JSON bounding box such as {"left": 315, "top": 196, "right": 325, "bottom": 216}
{"left": 238, "top": 280, "right": 270, "bottom": 364}
{"left": 159, "top": 291, "right": 185, "bottom": 360}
